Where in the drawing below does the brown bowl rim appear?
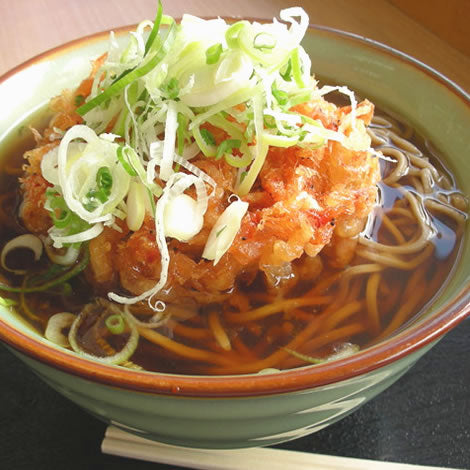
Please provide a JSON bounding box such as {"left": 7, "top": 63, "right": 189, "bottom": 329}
{"left": 0, "top": 23, "right": 469, "bottom": 398}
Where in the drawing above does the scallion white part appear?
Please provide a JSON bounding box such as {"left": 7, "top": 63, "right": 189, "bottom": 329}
{"left": 45, "top": 312, "right": 75, "bottom": 347}
{"left": 160, "top": 100, "right": 178, "bottom": 181}
{"left": 1, "top": 234, "right": 43, "bottom": 274}
{"left": 163, "top": 193, "right": 203, "bottom": 242}
{"left": 202, "top": 198, "right": 248, "bottom": 265}
{"left": 181, "top": 50, "right": 253, "bottom": 107}
{"left": 126, "top": 181, "right": 148, "bottom": 231}
{"left": 68, "top": 308, "right": 139, "bottom": 365}
{"left": 49, "top": 223, "right": 104, "bottom": 249}
{"left": 57, "top": 125, "right": 131, "bottom": 225}
{"left": 42, "top": 236, "right": 80, "bottom": 265}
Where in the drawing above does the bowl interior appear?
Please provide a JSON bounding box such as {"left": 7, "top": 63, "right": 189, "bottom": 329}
{"left": 0, "top": 25, "right": 469, "bottom": 392}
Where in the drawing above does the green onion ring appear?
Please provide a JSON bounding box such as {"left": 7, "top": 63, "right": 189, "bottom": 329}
{"left": 0, "top": 246, "right": 89, "bottom": 294}
{"left": 105, "top": 314, "right": 126, "bottom": 335}
{"left": 68, "top": 309, "right": 139, "bottom": 365}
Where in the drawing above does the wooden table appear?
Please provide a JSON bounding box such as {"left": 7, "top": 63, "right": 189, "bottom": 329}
{"left": 1, "top": 0, "right": 469, "bottom": 93}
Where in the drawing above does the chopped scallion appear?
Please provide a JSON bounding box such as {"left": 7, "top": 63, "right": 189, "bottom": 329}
{"left": 76, "top": 19, "right": 176, "bottom": 116}
{"left": 117, "top": 145, "right": 138, "bottom": 176}
{"left": 290, "top": 47, "right": 305, "bottom": 88}
{"left": 280, "top": 58, "right": 292, "bottom": 81}
{"left": 253, "top": 32, "right": 276, "bottom": 50}
{"left": 176, "top": 112, "right": 188, "bottom": 155}
{"left": 263, "top": 114, "right": 277, "bottom": 129}
{"left": 96, "top": 166, "right": 113, "bottom": 195}
{"left": 105, "top": 314, "right": 126, "bottom": 335}
{"left": 84, "top": 166, "right": 113, "bottom": 212}
{"left": 225, "top": 21, "right": 248, "bottom": 49}
{"left": 205, "top": 43, "right": 223, "bottom": 64}
{"left": 0, "top": 246, "right": 90, "bottom": 294}
{"left": 216, "top": 139, "right": 241, "bottom": 160}
{"left": 163, "top": 77, "right": 180, "bottom": 100}
{"left": 144, "top": 0, "right": 163, "bottom": 55}
{"left": 224, "top": 151, "right": 251, "bottom": 168}
{"left": 200, "top": 128, "right": 216, "bottom": 146}
{"left": 272, "top": 88, "right": 289, "bottom": 106}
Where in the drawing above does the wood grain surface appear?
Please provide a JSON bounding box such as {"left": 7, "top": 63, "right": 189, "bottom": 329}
{"left": 1, "top": 0, "right": 469, "bottom": 92}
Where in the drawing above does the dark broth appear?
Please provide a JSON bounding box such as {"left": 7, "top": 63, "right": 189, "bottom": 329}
{"left": 0, "top": 106, "right": 465, "bottom": 375}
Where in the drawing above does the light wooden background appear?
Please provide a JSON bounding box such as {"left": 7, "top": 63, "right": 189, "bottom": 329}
{"left": 0, "top": 0, "right": 469, "bottom": 92}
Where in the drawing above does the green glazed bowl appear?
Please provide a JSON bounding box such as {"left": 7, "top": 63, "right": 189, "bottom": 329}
{"left": 0, "top": 24, "right": 469, "bottom": 449}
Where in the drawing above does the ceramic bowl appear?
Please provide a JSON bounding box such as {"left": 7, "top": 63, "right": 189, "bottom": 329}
{"left": 0, "top": 24, "right": 469, "bottom": 449}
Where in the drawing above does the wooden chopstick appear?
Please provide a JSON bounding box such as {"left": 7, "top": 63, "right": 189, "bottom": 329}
{"left": 102, "top": 426, "right": 463, "bottom": 470}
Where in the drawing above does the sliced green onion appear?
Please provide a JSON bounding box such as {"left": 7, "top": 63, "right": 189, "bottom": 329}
{"left": 236, "top": 93, "right": 266, "bottom": 196}
{"left": 288, "top": 112, "right": 318, "bottom": 125}
{"left": 144, "top": 0, "right": 163, "bottom": 55}
{"left": 45, "top": 312, "right": 75, "bottom": 347}
{"left": 47, "top": 190, "right": 74, "bottom": 228}
{"left": 224, "top": 150, "right": 252, "bottom": 168}
{"left": 216, "top": 139, "right": 241, "bottom": 160}
{"left": 1, "top": 234, "right": 43, "bottom": 275}
{"left": 117, "top": 145, "right": 138, "bottom": 176}
{"left": 112, "top": 83, "right": 141, "bottom": 137}
{"left": 280, "top": 58, "right": 292, "bottom": 81}
{"left": 105, "top": 314, "right": 126, "bottom": 335}
{"left": 237, "top": 24, "right": 288, "bottom": 68}
{"left": 189, "top": 82, "right": 260, "bottom": 129}
{"left": 77, "top": 19, "right": 176, "bottom": 116}
{"left": 207, "top": 114, "right": 245, "bottom": 141}
{"left": 272, "top": 88, "right": 289, "bottom": 106}
{"left": 236, "top": 141, "right": 268, "bottom": 197}
{"left": 263, "top": 114, "right": 277, "bottom": 129}
{"left": 147, "top": 187, "right": 156, "bottom": 215}
{"left": 192, "top": 126, "right": 217, "bottom": 157}
{"left": 225, "top": 21, "right": 249, "bottom": 49}
{"left": 206, "top": 43, "right": 223, "bottom": 64}
{"left": 126, "top": 181, "right": 147, "bottom": 231}
{"left": 46, "top": 189, "right": 93, "bottom": 237}
{"left": 96, "top": 166, "right": 113, "bottom": 195}
{"left": 0, "top": 246, "right": 89, "bottom": 294}
{"left": 163, "top": 192, "right": 204, "bottom": 242}
{"left": 84, "top": 166, "right": 114, "bottom": 211}
{"left": 290, "top": 47, "right": 305, "bottom": 88}
{"left": 69, "top": 306, "right": 139, "bottom": 365}
{"left": 124, "top": 145, "right": 163, "bottom": 196}
{"left": 253, "top": 32, "right": 276, "bottom": 50}
{"left": 201, "top": 128, "right": 216, "bottom": 146}
{"left": 202, "top": 199, "right": 248, "bottom": 265}
{"left": 176, "top": 112, "right": 188, "bottom": 155}
{"left": 262, "top": 132, "right": 299, "bottom": 148}
{"left": 288, "top": 89, "right": 313, "bottom": 107}
{"left": 43, "top": 240, "right": 80, "bottom": 266}
{"left": 163, "top": 77, "right": 179, "bottom": 100}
